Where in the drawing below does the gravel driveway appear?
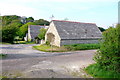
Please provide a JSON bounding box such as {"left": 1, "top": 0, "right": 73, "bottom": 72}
{"left": 1, "top": 44, "right": 96, "bottom": 78}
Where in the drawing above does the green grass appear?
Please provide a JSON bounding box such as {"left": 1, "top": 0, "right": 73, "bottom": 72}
{"left": 0, "top": 54, "right": 7, "bottom": 58}
{"left": 65, "top": 43, "right": 100, "bottom": 50}
{"left": 33, "top": 44, "right": 68, "bottom": 52}
{"left": 14, "top": 41, "right": 35, "bottom": 44}
{"left": 85, "top": 63, "right": 120, "bottom": 78}
{"left": 33, "top": 43, "right": 100, "bottom": 52}
{"left": 0, "top": 42, "right": 11, "bottom": 44}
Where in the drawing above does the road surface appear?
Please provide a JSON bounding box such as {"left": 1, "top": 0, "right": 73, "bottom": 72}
{"left": 0, "top": 44, "right": 96, "bottom": 78}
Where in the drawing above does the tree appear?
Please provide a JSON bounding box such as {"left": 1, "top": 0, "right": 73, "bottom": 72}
{"left": 2, "top": 15, "right": 21, "bottom": 26}
{"left": 17, "top": 22, "right": 36, "bottom": 38}
{"left": 94, "top": 24, "right": 120, "bottom": 72}
{"left": 2, "top": 25, "right": 19, "bottom": 43}
{"left": 38, "top": 28, "right": 47, "bottom": 40}
{"left": 98, "top": 27, "right": 106, "bottom": 32}
{"left": 26, "top": 17, "right": 34, "bottom": 22}
{"left": 34, "top": 19, "right": 50, "bottom": 25}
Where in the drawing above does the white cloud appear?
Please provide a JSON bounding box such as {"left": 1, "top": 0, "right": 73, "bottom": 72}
{"left": 0, "top": 3, "right": 38, "bottom": 17}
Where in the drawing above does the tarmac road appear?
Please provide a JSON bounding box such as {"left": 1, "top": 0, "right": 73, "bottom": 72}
{"left": 1, "top": 44, "right": 96, "bottom": 78}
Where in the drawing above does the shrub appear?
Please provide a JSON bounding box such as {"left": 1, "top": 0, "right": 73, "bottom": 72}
{"left": 45, "top": 41, "right": 50, "bottom": 45}
{"left": 94, "top": 25, "right": 120, "bottom": 72}
{"left": 2, "top": 25, "right": 19, "bottom": 43}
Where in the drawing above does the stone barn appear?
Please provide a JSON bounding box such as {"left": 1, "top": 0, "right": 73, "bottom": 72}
{"left": 45, "top": 20, "right": 102, "bottom": 47}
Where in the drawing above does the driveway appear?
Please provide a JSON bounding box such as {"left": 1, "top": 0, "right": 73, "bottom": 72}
{"left": 1, "top": 44, "right": 96, "bottom": 78}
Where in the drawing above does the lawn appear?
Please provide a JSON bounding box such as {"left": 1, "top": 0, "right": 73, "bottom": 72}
{"left": 85, "top": 64, "right": 120, "bottom": 78}
{"left": 33, "top": 43, "right": 100, "bottom": 52}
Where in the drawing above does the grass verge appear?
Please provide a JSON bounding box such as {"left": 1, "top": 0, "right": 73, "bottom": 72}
{"left": 33, "top": 44, "right": 68, "bottom": 52}
{"left": 14, "top": 41, "right": 35, "bottom": 44}
{"left": 0, "top": 54, "right": 7, "bottom": 58}
{"left": 33, "top": 43, "right": 100, "bottom": 52}
{"left": 0, "top": 42, "right": 11, "bottom": 44}
{"left": 85, "top": 63, "right": 120, "bottom": 78}
{"left": 65, "top": 43, "right": 100, "bottom": 50}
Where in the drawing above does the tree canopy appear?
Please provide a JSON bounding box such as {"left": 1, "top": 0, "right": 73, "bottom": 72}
{"left": 17, "top": 22, "right": 36, "bottom": 38}
{"left": 38, "top": 28, "right": 47, "bottom": 40}
{"left": 34, "top": 19, "right": 50, "bottom": 25}
{"left": 2, "top": 25, "right": 19, "bottom": 43}
{"left": 1, "top": 15, "right": 50, "bottom": 42}
{"left": 98, "top": 27, "right": 106, "bottom": 32}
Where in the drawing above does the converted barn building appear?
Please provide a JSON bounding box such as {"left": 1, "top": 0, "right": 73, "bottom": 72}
{"left": 45, "top": 20, "right": 102, "bottom": 47}
{"left": 25, "top": 25, "right": 48, "bottom": 42}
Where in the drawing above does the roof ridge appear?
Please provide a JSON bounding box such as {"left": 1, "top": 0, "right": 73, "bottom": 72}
{"left": 52, "top": 20, "right": 96, "bottom": 25}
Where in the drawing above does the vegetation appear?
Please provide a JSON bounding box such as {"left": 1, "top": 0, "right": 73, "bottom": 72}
{"left": 0, "top": 42, "right": 11, "bottom": 44}
{"left": 85, "top": 24, "right": 120, "bottom": 78}
{"left": 65, "top": 43, "right": 100, "bottom": 51}
{"left": 33, "top": 43, "right": 100, "bottom": 52}
{"left": 2, "top": 25, "right": 19, "bottom": 43}
{"left": 17, "top": 22, "right": 36, "bottom": 38}
{"left": 85, "top": 64, "right": 120, "bottom": 78}
{"left": 98, "top": 27, "right": 106, "bottom": 32}
{"left": 38, "top": 28, "right": 47, "bottom": 40}
{"left": 18, "top": 41, "right": 35, "bottom": 44}
{"left": 0, "top": 54, "right": 7, "bottom": 58}
{"left": 1, "top": 15, "right": 50, "bottom": 43}
{"left": 33, "top": 44, "right": 68, "bottom": 52}
{"left": 34, "top": 19, "right": 50, "bottom": 25}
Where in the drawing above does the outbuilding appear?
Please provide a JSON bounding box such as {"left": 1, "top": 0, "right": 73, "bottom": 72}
{"left": 45, "top": 20, "right": 102, "bottom": 47}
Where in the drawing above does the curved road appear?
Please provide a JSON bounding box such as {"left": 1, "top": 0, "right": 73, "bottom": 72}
{"left": 1, "top": 44, "right": 96, "bottom": 78}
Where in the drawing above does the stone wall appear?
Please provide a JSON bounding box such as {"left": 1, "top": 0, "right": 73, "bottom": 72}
{"left": 60, "top": 39, "right": 100, "bottom": 45}
{"left": 45, "top": 22, "right": 61, "bottom": 47}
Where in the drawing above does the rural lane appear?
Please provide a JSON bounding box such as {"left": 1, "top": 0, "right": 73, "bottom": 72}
{"left": 0, "top": 44, "right": 96, "bottom": 78}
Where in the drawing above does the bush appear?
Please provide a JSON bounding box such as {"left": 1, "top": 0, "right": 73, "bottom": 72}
{"left": 85, "top": 63, "right": 120, "bottom": 78}
{"left": 45, "top": 41, "right": 50, "bottom": 45}
{"left": 2, "top": 25, "right": 19, "bottom": 43}
{"left": 94, "top": 25, "right": 120, "bottom": 73}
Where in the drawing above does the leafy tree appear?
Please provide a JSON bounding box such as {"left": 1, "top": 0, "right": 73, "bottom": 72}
{"left": 26, "top": 17, "right": 34, "bottom": 22}
{"left": 98, "top": 27, "right": 106, "bottom": 32}
{"left": 11, "top": 20, "right": 23, "bottom": 27}
{"left": 17, "top": 22, "right": 36, "bottom": 38}
{"left": 94, "top": 24, "right": 120, "bottom": 72}
{"left": 34, "top": 19, "right": 50, "bottom": 25}
{"left": 2, "top": 25, "right": 19, "bottom": 43}
{"left": 2, "top": 15, "right": 21, "bottom": 26}
{"left": 38, "top": 28, "right": 47, "bottom": 40}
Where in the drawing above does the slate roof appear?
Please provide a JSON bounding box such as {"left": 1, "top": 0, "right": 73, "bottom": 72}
{"left": 52, "top": 20, "right": 102, "bottom": 39}
{"left": 29, "top": 25, "right": 45, "bottom": 39}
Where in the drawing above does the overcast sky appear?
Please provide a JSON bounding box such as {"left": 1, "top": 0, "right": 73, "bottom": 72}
{"left": 0, "top": 0, "right": 119, "bottom": 28}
